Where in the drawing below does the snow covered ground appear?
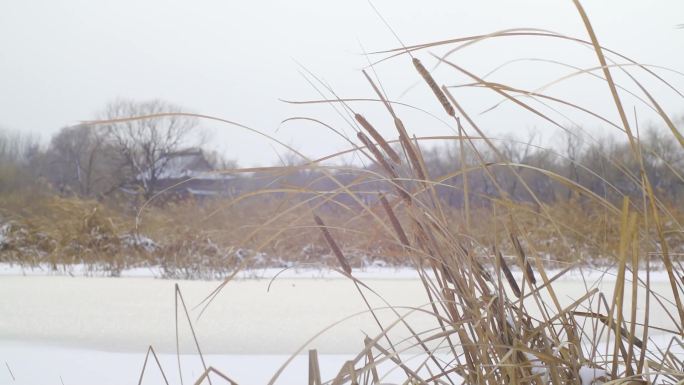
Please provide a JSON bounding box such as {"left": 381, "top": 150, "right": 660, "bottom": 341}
{"left": 0, "top": 265, "right": 681, "bottom": 384}
{"left": 1, "top": 262, "right": 679, "bottom": 281}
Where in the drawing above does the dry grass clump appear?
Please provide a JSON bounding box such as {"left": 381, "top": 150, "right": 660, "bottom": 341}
{"left": 2, "top": 188, "right": 681, "bottom": 277}
{"left": 458, "top": 199, "right": 684, "bottom": 268}
{"left": 0, "top": 191, "right": 132, "bottom": 272}
{"left": 0, "top": 189, "right": 409, "bottom": 276}
{"left": 156, "top": 2, "right": 684, "bottom": 384}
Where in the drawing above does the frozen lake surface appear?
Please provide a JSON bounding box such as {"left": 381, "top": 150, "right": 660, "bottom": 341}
{"left": 0, "top": 266, "right": 680, "bottom": 384}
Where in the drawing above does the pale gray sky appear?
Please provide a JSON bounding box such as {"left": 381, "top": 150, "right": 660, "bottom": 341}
{"left": 1, "top": 1, "right": 683, "bottom": 166}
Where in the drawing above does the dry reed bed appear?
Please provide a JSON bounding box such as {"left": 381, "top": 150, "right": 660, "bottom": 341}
{"left": 2, "top": 187, "right": 682, "bottom": 278}
{"left": 168, "top": 2, "right": 684, "bottom": 384}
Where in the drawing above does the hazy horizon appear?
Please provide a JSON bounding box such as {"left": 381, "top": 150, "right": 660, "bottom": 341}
{"left": 2, "top": 0, "right": 683, "bottom": 166}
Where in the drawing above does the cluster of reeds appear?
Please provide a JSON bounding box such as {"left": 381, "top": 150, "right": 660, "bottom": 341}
{"left": 166, "top": 1, "right": 684, "bottom": 384}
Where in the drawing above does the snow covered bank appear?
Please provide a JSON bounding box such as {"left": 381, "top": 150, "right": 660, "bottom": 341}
{"left": 1, "top": 262, "right": 679, "bottom": 282}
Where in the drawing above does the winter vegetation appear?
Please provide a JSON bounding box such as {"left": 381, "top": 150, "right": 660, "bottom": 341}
{"left": 1, "top": 108, "right": 683, "bottom": 277}
{"left": 2, "top": 1, "right": 684, "bottom": 385}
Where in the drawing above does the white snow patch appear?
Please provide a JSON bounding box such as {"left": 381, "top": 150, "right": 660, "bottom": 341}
{"left": 0, "top": 222, "right": 9, "bottom": 246}
{"left": 578, "top": 366, "right": 607, "bottom": 385}
{"left": 120, "top": 233, "right": 159, "bottom": 252}
{"left": 524, "top": 352, "right": 549, "bottom": 385}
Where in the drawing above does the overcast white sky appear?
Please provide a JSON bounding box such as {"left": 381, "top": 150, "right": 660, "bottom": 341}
{"left": 1, "top": 1, "right": 683, "bottom": 166}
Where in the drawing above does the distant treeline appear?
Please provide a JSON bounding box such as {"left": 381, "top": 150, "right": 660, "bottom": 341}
{"left": 229, "top": 126, "right": 684, "bottom": 209}
{"left": 1, "top": 102, "right": 682, "bottom": 209}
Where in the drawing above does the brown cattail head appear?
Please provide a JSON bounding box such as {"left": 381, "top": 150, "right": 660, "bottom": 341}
{"left": 510, "top": 234, "right": 536, "bottom": 284}
{"left": 497, "top": 250, "right": 521, "bottom": 298}
{"left": 412, "top": 57, "right": 455, "bottom": 117}
{"left": 313, "top": 215, "right": 351, "bottom": 275}
{"left": 379, "top": 194, "right": 410, "bottom": 247}
{"left": 357, "top": 132, "right": 396, "bottom": 178}
{"left": 358, "top": 131, "right": 410, "bottom": 202}
{"left": 359, "top": 144, "right": 411, "bottom": 203}
{"left": 394, "top": 117, "right": 426, "bottom": 181}
{"left": 354, "top": 114, "right": 401, "bottom": 163}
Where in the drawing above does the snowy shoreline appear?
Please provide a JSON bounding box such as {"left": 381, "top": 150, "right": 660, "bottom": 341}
{"left": 0, "top": 262, "right": 678, "bottom": 282}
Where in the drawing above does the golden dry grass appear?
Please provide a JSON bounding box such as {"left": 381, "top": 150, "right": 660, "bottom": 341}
{"left": 179, "top": 2, "right": 683, "bottom": 383}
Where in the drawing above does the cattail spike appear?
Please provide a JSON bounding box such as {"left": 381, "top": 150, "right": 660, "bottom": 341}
{"left": 313, "top": 215, "right": 351, "bottom": 275}
{"left": 357, "top": 132, "right": 396, "bottom": 178}
{"left": 394, "top": 117, "right": 426, "bottom": 180}
{"left": 497, "top": 251, "right": 521, "bottom": 298}
{"left": 355, "top": 114, "right": 401, "bottom": 163}
{"left": 511, "top": 234, "right": 536, "bottom": 284}
{"left": 379, "top": 194, "right": 410, "bottom": 247}
{"left": 359, "top": 129, "right": 410, "bottom": 203}
{"left": 413, "top": 57, "right": 455, "bottom": 117}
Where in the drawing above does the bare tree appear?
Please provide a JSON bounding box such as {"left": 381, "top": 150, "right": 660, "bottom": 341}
{"left": 499, "top": 132, "right": 539, "bottom": 200}
{"left": 45, "top": 124, "right": 114, "bottom": 196}
{"left": 0, "top": 128, "right": 40, "bottom": 165}
{"left": 100, "top": 99, "right": 200, "bottom": 200}
{"left": 0, "top": 128, "right": 42, "bottom": 194}
{"left": 562, "top": 129, "right": 584, "bottom": 201}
